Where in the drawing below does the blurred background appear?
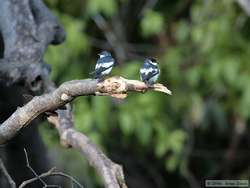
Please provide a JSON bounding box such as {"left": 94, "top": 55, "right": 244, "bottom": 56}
{"left": 40, "top": 0, "right": 250, "bottom": 187}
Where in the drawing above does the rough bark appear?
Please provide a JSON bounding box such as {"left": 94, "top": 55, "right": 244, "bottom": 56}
{"left": 0, "top": 0, "right": 65, "bottom": 186}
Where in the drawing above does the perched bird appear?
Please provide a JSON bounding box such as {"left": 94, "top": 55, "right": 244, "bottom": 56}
{"left": 140, "top": 58, "right": 160, "bottom": 85}
{"left": 91, "top": 51, "right": 115, "bottom": 79}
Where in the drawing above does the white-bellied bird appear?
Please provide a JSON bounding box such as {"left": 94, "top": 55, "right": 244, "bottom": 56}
{"left": 140, "top": 58, "right": 160, "bottom": 85}
{"left": 91, "top": 51, "right": 115, "bottom": 79}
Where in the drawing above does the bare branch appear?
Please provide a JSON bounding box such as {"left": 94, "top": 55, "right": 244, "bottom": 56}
{"left": 43, "top": 80, "right": 75, "bottom": 134}
{"left": 0, "top": 76, "right": 171, "bottom": 188}
{"left": 139, "top": 0, "right": 158, "bottom": 17}
{"left": 0, "top": 76, "right": 171, "bottom": 144}
{"left": 237, "top": 0, "right": 250, "bottom": 16}
{"left": 92, "top": 14, "right": 127, "bottom": 62}
{"left": 0, "top": 76, "right": 170, "bottom": 188}
{"left": 0, "top": 159, "right": 16, "bottom": 188}
{"left": 48, "top": 116, "right": 127, "bottom": 188}
{"left": 21, "top": 149, "right": 83, "bottom": 188}
{"left": 23, "top": 148, "right": 47, "bottom": 187}
{"left": 19, "top": 167, "right": 83, "bottom": 188}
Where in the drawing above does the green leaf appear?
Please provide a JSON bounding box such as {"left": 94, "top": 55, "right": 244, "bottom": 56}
{"left": 135, "top": 120, "right": 152, "bottom": 146}
{"left": 86, "top": 0, "right": 117, "bottom": 17}
{"left": 155, "top": 125, "right": 169, "bottom": 157}
{"left": 88, "top": 131, "right": 103, "bottom": 148}
{"left": 175, "top": 21, "right": 190, "bottom": 43}
{"left": 119, "top": 112, "right": 134, "bottom": 136}
{"left": 239, "top": 85, "right": 250, "bottom": 118}
{"left": 165, "top": 154, "right": 179, "bottom": 172}
{"left": 169, "top": 130, "right": 186, "bottom": 153}
{"left": 74, "top": 98, "right": 93, "bottom": 133}
{"left": 120, "top": 61, "right": 141, "bottom": 79}
{"left": 93, "top": 97, "right": 111, "bottom": 132}
{"left": 141, "top": 10, "right": 164, "bottom": 37}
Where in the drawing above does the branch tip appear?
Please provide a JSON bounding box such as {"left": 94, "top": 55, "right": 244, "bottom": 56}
{"left": 97, "top": 76, "right": 172, "bottom": 99}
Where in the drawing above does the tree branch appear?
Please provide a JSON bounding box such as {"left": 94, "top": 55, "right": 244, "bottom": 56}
{"left": 19, "top": 167, "right": 83, "bottom": 188}
{"left": 0, "top": 159, "right": 16, "bottom": 188}
{"left": 19, "top": 149, "right": 83, "bottom": 188}
{"left": 92, "top": 14, "right": 127, "bottom": 63}
{"left": 237, "top": 0, "right": 250, "bottom": 16}
{"left": 48, "top": 115, "right": 126, "bottom": 188}
{"left": 0, "top": 76, "right": 171, "bottom": 188}
{"left": 23, "top": 148, "right": 48, "bottom": 187}
{"left": 0, "top": 76, "right": 171, "bottom": 144}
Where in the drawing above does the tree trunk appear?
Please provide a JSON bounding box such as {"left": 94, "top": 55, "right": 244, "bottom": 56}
{"left": 0, "top": 0, "right": 65, "bottom": 186}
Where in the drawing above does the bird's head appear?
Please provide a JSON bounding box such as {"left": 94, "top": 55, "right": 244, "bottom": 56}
{"left": 98, "top": 51, "right": 112, "bottom": 58}
{"left": 145, "top": 58, "right": 158, "bottom": 66}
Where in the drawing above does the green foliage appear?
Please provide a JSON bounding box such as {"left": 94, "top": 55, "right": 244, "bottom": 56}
{"left": 93, "top": 97, "right": 111, "bottom": 132}
{"left": 45, "top": 13, "right": 90, "bottom": 81}
{"left": 42, "top": 0, "right": 250, "bottom": 186}
{"left": 141, "top": 10, "right": 165, "bottom": 37}
{"left": 86, "top": 0, "right": 117, "bottom": 17}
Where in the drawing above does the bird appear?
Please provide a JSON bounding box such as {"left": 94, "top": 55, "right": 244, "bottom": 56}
{"left": 140, "top": 58, "right": 160, "bottom": 85}
{"left": 91, "top": 51, "right": 115, "bottom": 79}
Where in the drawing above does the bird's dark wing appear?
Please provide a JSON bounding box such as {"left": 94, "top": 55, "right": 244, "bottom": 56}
{"left": 140, "top": 62, "right": 159, "bottom": 80}
{"left": 102, "top": 56, "right": 115, "bottom": 65}
{"left": 92, "top": 56, "right": 114, "bottom": 78}
{"left": 96, "top": 56, "right": 114, "bottom": 68}
{"left": 94, "top": 65, "right": 113, "bottom": 75}
{"left": 95, "top": 57, "right": 114, "bottom": 72}
{"left": 148, "top": 69, "right": 159, "bottom": 78}
{"left": 141, "top": 69, "right": 159, "bottom": 82}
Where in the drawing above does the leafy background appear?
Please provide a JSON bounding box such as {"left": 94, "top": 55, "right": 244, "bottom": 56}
{"left": 40, "top": 0, "right": 250, "bottom": 187}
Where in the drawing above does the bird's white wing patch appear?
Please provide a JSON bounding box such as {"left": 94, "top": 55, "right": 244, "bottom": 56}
{"left": 140, "top": 67, "right": 154, "bottom": 75}
{"left": 95, "top": 62, "right": 101, "bottom": 69}
{"left": 102, "top": 61, "right": 114, "bottom": 68}
{"left": 140, "top": 67, "right": 146, "bottom": 73}
{"left": 96, "top": 61, "right": 114, "bottom": 69}
{"left": 102, "top": 67, "right": 113, "bottom": 75}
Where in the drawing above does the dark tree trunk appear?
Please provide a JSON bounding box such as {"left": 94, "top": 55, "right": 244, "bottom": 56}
{"left": 0, "top": 0, "right": 65, "bottom": 186}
